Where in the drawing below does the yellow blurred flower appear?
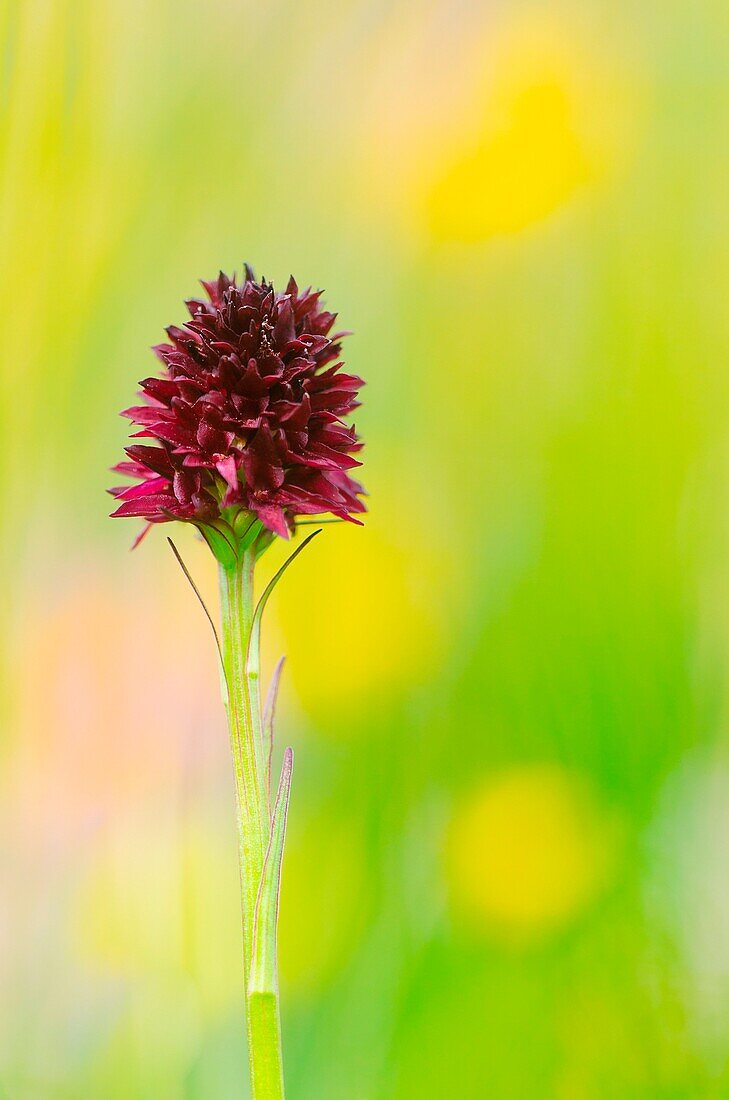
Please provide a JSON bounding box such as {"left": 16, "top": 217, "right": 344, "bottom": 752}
{"left": 360, "top": 9, "right": 637, "bottom": 243}
{"left": 447, "top": 764, "right": 620, "bottom": 940}
{"left": 266, "top": 489, "right": 454, "bottom": 721}
{"left": 428, "top": 77, "right": 592, "bottom": 240}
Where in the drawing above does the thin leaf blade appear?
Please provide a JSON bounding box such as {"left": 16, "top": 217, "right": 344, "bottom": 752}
{"left": 263, "top": 657, "right": 286, "bottom": 809}
{"left": 245, "top": 529, "right": 321, "bottom": 675}
{"left": 249, "top": 747, "right": 294, "bottom": 995}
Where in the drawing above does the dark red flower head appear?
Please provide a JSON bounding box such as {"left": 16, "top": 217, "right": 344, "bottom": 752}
{"left": 110, "top": 267, "right": 365, "bottom": 544}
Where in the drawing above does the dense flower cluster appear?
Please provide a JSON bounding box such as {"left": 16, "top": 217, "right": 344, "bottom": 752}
{"left": 110, "top": 267, "right": 365, "bottom": 541}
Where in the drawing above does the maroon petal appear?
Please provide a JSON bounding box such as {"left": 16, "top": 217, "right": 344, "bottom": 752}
{"left": 253, "top": 502, "right": 291, "bottom": 539}
{"left": 125, "top": 445, "right": 174, "bottom": 476}
{"left": 110, "top": 492, "right": 180, "bottom": 518}
{"left": 115, "top": 476, "right": 171, "bottom": 500}
{"left": 215, "top": 455, "right": 240, "bottom": 505}
{"left": 240, "top": 425, "right": 285, "bottom": 492}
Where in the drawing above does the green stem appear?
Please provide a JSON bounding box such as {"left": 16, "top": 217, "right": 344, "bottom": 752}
{"left": 218, "top": 551, "right": 286, "bottom": 1099}
{"left": 248, "top": 994, "right": 285, "bottom": 1099}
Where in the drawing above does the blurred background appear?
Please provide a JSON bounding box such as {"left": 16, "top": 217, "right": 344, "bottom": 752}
{"left": 2, "top": 0, "right": 729, "bottom": 1096}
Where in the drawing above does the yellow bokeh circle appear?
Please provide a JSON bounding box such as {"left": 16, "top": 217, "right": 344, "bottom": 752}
{"left": 447, "top": 764, "right": 619, "bottom": 940}
{"left": 265, "top": 503, "right": 451, "bottom": 719}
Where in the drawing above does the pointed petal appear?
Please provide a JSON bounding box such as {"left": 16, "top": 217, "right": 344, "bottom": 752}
{"left": 215, "top": 454, "right": 239, "bottom": 505}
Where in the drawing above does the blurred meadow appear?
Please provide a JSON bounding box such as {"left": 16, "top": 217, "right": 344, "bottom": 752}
{"left": 2, "top": 0, "right": 729, "bottom": 1096}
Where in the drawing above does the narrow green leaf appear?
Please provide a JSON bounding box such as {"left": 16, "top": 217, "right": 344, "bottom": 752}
{"left": 249, "top": 748, "right": 293, "bottom": 996}
{"left": 245, "top": 529, "right": 321, "bottom": 675}
{"left": 263, "top": 657, "right": 286, "bottom": 808}
{"left": 295, "top": 517, "right": 344, "bottom": 526}
{"left": 168, "top": 538, "right": 228, "bottom": 700}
